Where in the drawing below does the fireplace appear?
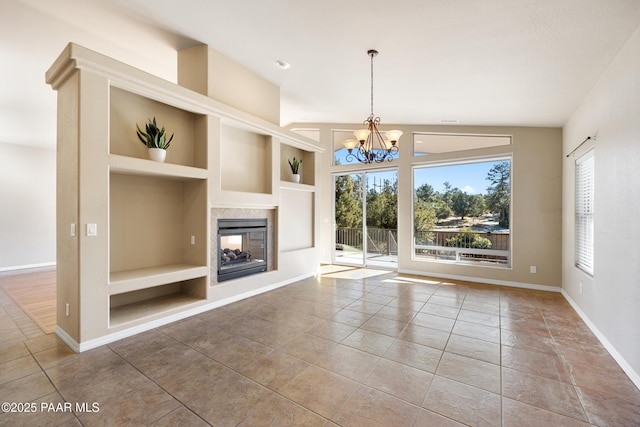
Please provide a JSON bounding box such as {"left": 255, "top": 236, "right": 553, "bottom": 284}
{"left": 217, "top": 218, "right": 267, "bottom": 282}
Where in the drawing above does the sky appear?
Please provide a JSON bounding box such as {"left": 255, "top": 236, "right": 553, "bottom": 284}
{"left": 334, "top": 149, "right": 507, "bottom": 196}
{"left": 413, "top": 160, "right": 506, "bottom": 195}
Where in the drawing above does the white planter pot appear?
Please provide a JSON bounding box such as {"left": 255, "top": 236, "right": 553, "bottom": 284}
{"left": 291, "top": 173, "right": 300, "bottom": 183}
{"left": 148, "top": 148, "right": 166, "bottom": 162}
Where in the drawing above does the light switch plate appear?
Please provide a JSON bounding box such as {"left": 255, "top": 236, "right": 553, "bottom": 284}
{"left": 87, "top": 223, "right": 97, "bottom": 236}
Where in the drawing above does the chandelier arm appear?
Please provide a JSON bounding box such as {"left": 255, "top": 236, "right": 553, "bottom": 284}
{"left": 345, "top": 151, "right": 360, "bottom": 163}
{"left": 371, "top": 124, "right": 386, "bottom": 151}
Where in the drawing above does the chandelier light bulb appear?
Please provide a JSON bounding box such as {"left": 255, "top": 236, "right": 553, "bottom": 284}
{"left": 342, "top": 139, "right": 357, "bottom": 151}
{"left": 353, "top": 129, "right": 371, "bottom": 143}
{"left": 385, "top": 130, "right": 403, "bottom": 144}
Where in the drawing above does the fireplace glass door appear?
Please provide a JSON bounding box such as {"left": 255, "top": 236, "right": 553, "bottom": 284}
{"left": 218, "top": 219, "right": 267, "bottom": 281}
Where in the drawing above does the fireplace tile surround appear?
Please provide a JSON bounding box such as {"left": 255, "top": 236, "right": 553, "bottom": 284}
{"left": 211, "top": 208, "right": 275, "bottom": 285}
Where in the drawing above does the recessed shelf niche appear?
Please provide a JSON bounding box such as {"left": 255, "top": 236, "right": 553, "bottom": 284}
{"left": 110, "top": 87, "right": 207, "bottom": 169}
{"left": 220, "top": 124, "right": 272, "bottom": 194}
{"left": 109, "top": 173, "right": 207, "bottom": 277}
{"left": 109, "top": 277, "right": 207, "bottom": 328}
{"left": 280, "top": 143, "right": 315, "bottom": 186}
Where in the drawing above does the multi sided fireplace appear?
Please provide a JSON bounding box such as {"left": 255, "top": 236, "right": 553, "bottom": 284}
{"left": 217, "top": 218, "right": 267, "bottom": 282}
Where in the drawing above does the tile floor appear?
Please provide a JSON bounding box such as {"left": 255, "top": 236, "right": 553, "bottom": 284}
{"left": 1, "top": 268, "right": 639, "bottom": 426}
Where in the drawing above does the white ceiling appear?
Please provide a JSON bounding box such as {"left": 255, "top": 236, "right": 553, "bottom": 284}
{"left": 2, "top": 0, "right": 640, "bottom": 149}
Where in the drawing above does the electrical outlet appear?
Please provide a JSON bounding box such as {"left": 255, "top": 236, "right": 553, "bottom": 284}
{"left": 530, "top": 266, "right": 537, "bottom": 274}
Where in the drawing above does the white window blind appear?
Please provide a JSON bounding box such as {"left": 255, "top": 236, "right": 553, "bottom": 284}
{"left": 575, "top": 150, "right": 594, "bottom": 275}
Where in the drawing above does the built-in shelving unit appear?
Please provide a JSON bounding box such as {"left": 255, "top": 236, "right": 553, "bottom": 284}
{"left": 107, "top": 85, "right": 209, "bottom": 329}
{"left": 46, "top": 42, "right": 324, "bottom": 351}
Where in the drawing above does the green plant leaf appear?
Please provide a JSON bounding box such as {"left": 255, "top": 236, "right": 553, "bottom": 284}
{"left": 136, "top": 117, "right": 173, "bottom": 149}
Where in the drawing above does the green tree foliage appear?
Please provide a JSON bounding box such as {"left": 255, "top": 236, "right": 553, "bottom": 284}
{"left": 441, "top": 181, "right": 455, "bottom": 207}
{"left": 486, "top": 161, "right": 511, "bottom": 227}
{"left": 469, "top": 194, "right": 486, "bottom": 217}
{"left": 445, "top": 228, "right": 492, "bottom": 249}
{"left": 450, "top": 190, "right": 486, "bottom": 220}
{"left": 414, "top": 199, "right": 436, "bottom": 232}
{"left": 366, "top": 177, "right": 398, "bottom": 229}
{"left": 451, "top": 190, "right": 470, "bottom": 219}
{"left": 415, "top": 183, "right": 437, "bottom": 203}
{"left": 433, "top": 199, "right": 453, "bottom": 220}
{"left": 334, "top": 174, "right": 362, "bottom": 228}
{"left": 413, "top": 199, "right": 436, "bottom": 245}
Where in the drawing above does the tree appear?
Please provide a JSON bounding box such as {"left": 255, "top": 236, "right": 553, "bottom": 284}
{"left": 451, "top": 190, "right": 470, "bottom": 219}
{"left": 441, "top": 181, "right": 455, "bottom": 207}
{"left": 366, "top": 177, "right": 397, "bottom": 229}
{"left": 413, "top": 199, "right": 436, "bottom": 244}
{"left": 469, "top": 194, "right": 487, "bottom": 218}
{"left": 415, "top": 183, "right": 436, "bottom": 203}
{"left": 335, "top": 175, "right": 362, "bottom": 228}
{"left": 432, "top": 199, "right": 452, "bottom": 220}
{"left": 486, "top": 161, "right": 510, "bottom": 228}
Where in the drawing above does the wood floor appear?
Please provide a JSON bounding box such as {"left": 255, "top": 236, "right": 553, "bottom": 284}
{"left": 0, "top": 269, "right": 56, "bottom": 334}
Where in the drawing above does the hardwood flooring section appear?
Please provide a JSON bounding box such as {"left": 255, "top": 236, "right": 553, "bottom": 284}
{"left": 0, "top": 270, "right": 56, "bottom": 334}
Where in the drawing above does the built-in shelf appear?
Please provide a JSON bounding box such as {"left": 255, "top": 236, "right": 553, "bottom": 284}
{"left": 109, "top": 264, "right": 208, "bottom": 295}
{"left": 109, "top": 154, "right": 207, "bottom": 180}
{"left": 109, "top": 292, "right": 204, "bottom": 328}
{"left": 279, "top": 181, "right": 316, "bottom": 192}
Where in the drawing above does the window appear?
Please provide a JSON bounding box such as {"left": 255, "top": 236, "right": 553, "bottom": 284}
{"left": 413, "top": 158, "right": 511, "bottom": 266}
{"left": 333, "top": 130, "right": 399, "bottom": 165}
{"left": 413, "top": 133, "right": 511, "bottom": 156}
{"left": 575, "top": 150, "right": 594, "bottom": 275}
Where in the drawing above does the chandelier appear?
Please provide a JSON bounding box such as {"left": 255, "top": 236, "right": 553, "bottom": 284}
{"left": 342, "top": 49, "right": 402, "bottom": 164}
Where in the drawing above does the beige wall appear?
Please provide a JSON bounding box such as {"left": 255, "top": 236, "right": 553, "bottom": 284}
{"left": 563, "top": 24, "right": 640, "bottom": 384}
{"left": 220, "top": 125, "right": 272, "bottom": 194}
{"left": 178, "top": 45, "right": 281, "bottom": 125}
{"left": 2, "top": 0, "right": 183, "bottom": 271}
{"left": 292, "top": 123, "right": 563, "bottom": 289}
{"left": 0, "top": 142, "right": 56, "bottom": 270}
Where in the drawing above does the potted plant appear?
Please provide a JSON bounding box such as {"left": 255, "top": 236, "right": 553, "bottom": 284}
{"left": 288, "top": 157, "right": 302, "bottom": 183}
{"left": 136, "top": 117, "right": 174, "bottom": 162}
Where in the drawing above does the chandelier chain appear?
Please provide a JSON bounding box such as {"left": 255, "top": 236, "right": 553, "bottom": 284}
{"left": 370, "top": 50, "right": 374, "bottom": 117}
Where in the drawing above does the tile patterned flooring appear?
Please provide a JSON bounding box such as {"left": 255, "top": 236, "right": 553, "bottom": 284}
{"left": 1, "top": 268, "right": 639, "bottom": 426}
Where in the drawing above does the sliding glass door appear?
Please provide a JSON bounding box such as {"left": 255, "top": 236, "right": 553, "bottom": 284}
{"left": 334, "top": 169, "right": 398, "bottom": 269}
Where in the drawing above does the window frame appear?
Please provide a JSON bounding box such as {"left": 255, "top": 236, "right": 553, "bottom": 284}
{"left": 411, "top": 156, "right": 512, "bottom": 268}
{"left": 575, "top": 149, "right": 595, "bottom": 276}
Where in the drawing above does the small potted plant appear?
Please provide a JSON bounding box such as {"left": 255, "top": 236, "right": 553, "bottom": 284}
{"left": 136, "top": 117, "right": 174, "bottom": 162}
{"left": 288, "top": 157, "right": 302, "bottom": 183}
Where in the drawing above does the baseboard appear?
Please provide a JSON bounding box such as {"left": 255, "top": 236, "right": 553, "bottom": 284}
{"left": 561, "top": 289, "right": 640, "bottom": 390}
{"left": 398, "top": 269, "right": 562, "bottom": 293}
{"left": 57, "top": 272, "right": 315, "bottom": 353}
{"left": 54, "top": 326, "right": 80, "bottom": 353}
{"left": 0, "top": 262, "right": 56, "bottom": 273}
